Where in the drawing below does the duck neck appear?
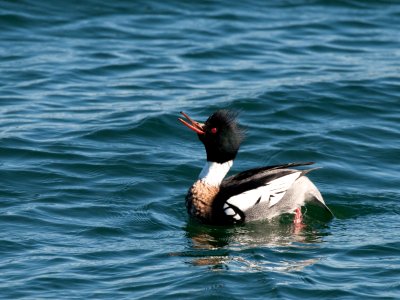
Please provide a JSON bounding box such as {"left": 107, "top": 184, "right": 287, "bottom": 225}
{"left": 198, "top": 160, "right": 233, "bottom": 187}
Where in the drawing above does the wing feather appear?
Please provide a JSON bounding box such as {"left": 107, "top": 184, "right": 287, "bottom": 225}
{"left": 224, "top": 171, "right": 302, "bottom": 214}
{"left": 213, "top": 163, "right": 319, "bottom": 222}
{"left": 223, "top": 162, "right": 314, "bottom": 183}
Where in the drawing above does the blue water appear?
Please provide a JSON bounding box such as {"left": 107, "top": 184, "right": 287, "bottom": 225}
{"left": 1, "top": 0, "right": 400, "bottom": 299}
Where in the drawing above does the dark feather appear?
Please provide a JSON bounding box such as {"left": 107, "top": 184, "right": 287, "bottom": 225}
{"left": 212, "top": 162, "right": 317, "bottom": 214}
{"left": 224, "top": 162, "right": 314, "bottom": 182}
{"left": 220, "top": 169, "right": 295, "bottom": 199}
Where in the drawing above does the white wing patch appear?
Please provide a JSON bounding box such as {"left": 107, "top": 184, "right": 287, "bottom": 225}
{"left": 223, "top": 204, "right": 242, "bottom": 221}
{"left": 224, "top": 172, "right": 302, "bottom": 214}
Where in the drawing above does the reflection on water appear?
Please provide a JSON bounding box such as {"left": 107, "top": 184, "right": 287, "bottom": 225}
{"left": 178, "top": 210, "right": 331, "bottom": 272}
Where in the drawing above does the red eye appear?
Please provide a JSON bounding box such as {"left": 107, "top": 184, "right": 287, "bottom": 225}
{"left": 211, "top": 127, "right": 217, "bottom": 134}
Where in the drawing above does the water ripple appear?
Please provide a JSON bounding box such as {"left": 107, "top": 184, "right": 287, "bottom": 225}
{"left": 1, "top": 0, "right": 400, "bottom": 299}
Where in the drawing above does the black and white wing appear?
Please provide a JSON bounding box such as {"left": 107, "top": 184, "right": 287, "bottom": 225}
{"left": 216, "top": 163, "right": 315, "bottom": 223}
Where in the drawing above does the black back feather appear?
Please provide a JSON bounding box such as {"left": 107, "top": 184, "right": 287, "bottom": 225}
{"left": 212, "top": 162, "right": 316, "bottom": 213}
{"left": 224, "top": 162, "right": 314, "bottom": 182}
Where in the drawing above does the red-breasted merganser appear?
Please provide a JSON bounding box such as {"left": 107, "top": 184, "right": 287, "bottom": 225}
{"left": 179, "top": 110, "right": 333, "bottom": 225}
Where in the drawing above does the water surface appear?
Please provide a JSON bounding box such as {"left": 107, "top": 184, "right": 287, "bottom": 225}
{"left": 1, "top": 0, "right": 400, "bottom": 299}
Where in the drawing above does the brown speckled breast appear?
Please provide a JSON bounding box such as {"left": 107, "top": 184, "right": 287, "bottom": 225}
{"left": 185, "top": 180, "right": 220, "bottom": 223}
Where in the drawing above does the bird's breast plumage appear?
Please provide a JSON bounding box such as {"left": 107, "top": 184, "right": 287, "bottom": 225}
{"left": 185, "top": 180, "right": 219, "bottom": 223}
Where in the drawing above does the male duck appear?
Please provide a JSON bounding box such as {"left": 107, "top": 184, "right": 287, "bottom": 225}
{"left": 179, "top": 110, "right": 333, "bottom": 225}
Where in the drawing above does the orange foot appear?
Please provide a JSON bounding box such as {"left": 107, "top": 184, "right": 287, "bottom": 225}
{"left": 293, "top": 207, "right": 305, "bottom": 233}
{"left": 293, "top": 207, "right": 302, "bottom": 224}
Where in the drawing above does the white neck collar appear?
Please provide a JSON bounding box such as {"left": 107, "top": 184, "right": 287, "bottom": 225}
{"left": 198, "top": 160, "right": 233, "bottom": 186}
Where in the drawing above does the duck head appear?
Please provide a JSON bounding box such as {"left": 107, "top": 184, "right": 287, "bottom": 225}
{"left": 179, "top": 110, "right": 244, "bottom": 164}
